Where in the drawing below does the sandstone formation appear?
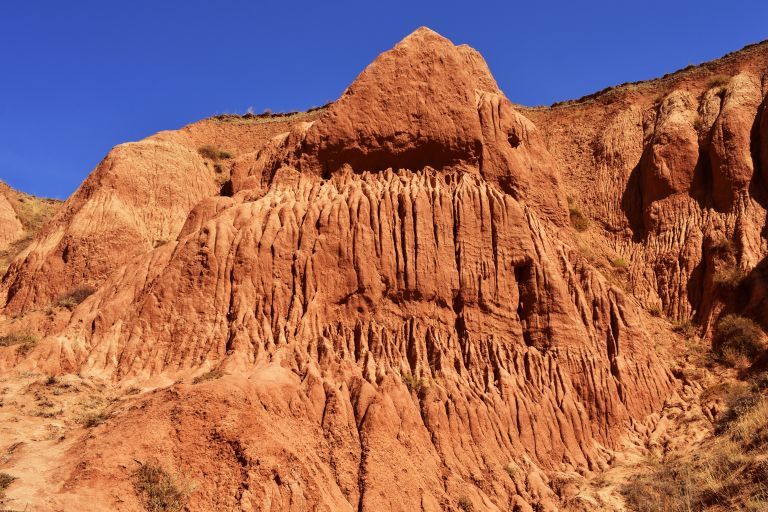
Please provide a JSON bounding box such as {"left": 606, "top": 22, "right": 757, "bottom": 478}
{"left": 0, "top": 184, "right": 23, "bottom": 251}
{"left": 0, "top": 109, "right": 325, "bottom": 314}
{"left": 1, "top": 27, "right": 768, "bottom": 512}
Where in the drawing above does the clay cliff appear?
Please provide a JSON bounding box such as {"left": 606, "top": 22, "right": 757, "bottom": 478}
{"left": 0, "top": 27, "right": 767, "bottom": 512}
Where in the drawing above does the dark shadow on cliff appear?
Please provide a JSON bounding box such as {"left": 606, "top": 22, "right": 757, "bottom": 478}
{"left": 621, "top": 160, "right": 646, "bottom": 242}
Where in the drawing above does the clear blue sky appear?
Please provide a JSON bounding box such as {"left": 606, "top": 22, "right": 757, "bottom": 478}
{"left": 2, "top": 0, "right": 767, "bottom": 199}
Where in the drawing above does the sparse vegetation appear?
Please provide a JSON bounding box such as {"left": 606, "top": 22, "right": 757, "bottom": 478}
{"left": 400, "top": 370, "right": 430, "bottom": 399}
{"left": 622, "top": 378, "right": 768, "bottom": 511}
{"left": 197, "top": 145, "right": 232, "bottom": 161}
{"left": 457, "top": 496, "right": 474, "bottom": 512}
{"left": 713, "top": 266, "right": 746, "bottom": 291}
{"left": 0, "top": 332, "right": 39, "bottom": 355}
{"left": 81, "top": 410, "right": 110, "bottom": 428}
{"left": 0, "top": 472, "right": 16, "bottom": 501}
{"left": 0, "top": 332, "right": 37, "bottom": 348}
{"left": 567, "top": 197, "right": 589, "bottom": 232}
{"left": 0, "top": 193, "right": 60, "bottom": 276}
{"left": 611, "top": 257, "right": 628, "bottom": 268}
{"left": 192, "top": 369, "right": 224, "bottom": 384}
{"left": 648, "top": 305, "right": 663, "bottom": 317}
{"left": 133, "top": 462, "right": 193, "bottom": 512}
{"left": 707, "top": 74, "right": 731, "bottom": 90}
{"left": 713, "top": 314, "right": 766, "bottom": 367}
{"left": 504, "top": 461, "right": 519, "bottom": 479}
{"left": 55, "top": 285, "right": 96, "bottom": 310}
{"left": 672, "top": 320, "right": 696, "bottom": 338}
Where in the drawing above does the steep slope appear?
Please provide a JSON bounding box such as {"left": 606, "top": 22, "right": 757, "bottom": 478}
{"left": 524, "top": 40, "right": 768, "bottom": 332}
{"left": 0, "top": 182, "right": 60, "bottom": 274}
{"left": 0, "top": 185, "right": 24, "bottom": 252}
{"left": 0, "top": 28, "right": 676, "bottom": 512}
{"left": 0, "top": 110, "right": 325, "bottom": 314}
{"left": 1, "top": 28, "right": 767, "bottom": 512}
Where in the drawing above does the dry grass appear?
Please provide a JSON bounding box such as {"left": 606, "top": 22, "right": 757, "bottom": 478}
{"left": 713, "top": 266, "right": 746, "bottom": 291}
{"left": 672, "top": 320, "right": 696, "bottom": 338}
{"left": 0, "top": 472, "right": 16, "bottom": 501}
{"left": 197, "top": 145, "right": 232, "bottom": 161}
{"left": 567, "top": 197, "right": 589, "bottom": 232}
{"left": 133, "top": 462, "right": 193, "bottom": 512}
{"left": 0, "top": 192, "right": 60, "bottom": 276}
{"left": 81, "top": 410, "right": 110, "bottom": 428}
{"left": 611, "top": 257, "right": 628, "bottom": 268}
{"left": 11, "top": 194, "right": 59, "bottom": 232}
{"left": 457, "top": 496, "right": 474, "bottom": 512}
{"left": 0, "top": 332, "right": 38, "bottom": 355}
{"left": 192, "top": 369, "right": 224, "bottom": 385}
{"left": 707, "top": 74, "right": 731, "bottom": 90}
{"left": 623, "top": 381, "right": 768, "bottom": 511}
{"left": 713, "top": 315, "right": 766, "bottom": 367}
{"left": 55, "top": 285, "right": 96, "bottom": 310}
{"left": 400, "top": 370, "right": 430, "bottom": 399}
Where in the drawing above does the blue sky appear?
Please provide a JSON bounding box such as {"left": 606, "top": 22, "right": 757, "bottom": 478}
{"left": 2, "top": 0, "right": 767, "bottom": 199}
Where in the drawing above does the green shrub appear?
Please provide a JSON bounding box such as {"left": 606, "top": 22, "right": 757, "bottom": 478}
{"left": 400, "top": 370, "right": 430, "bottom": 399}
{"left": 611, "top": 257, "right": 628, "bottom": 268}
{"left": 133, "top": 462, "right": 193, "bottom": 512}
{"left": 713, "top": 315, "right": 766, "bottom": 366}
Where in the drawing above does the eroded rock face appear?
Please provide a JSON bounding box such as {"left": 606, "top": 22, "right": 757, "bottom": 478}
{"left": 0, "top": 186, "right": 23, "bottom": 251}
{"left": 707, "top": 73, "right": 763, "bottom": 210}
{"left": 242, "top": 28, "right": 568, "bottom": 226}
{"left": 1, "top": 140, "right": 218, "bottom": 312}
{"left": 639, "top": 91, "right": 699, "bottom": 215}
{"left": 1, "top": 28, "right": 677, "bottom": 511}
{"left": 528, "top": 46, "right": 768, "bottom": 324}
{"left": 5, "top": 27, "right": 768, "bottom": 512}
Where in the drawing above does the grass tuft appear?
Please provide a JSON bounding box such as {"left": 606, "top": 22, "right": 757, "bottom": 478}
{"left": 198, "top": 145, "right": 232, "bottom": 161}
{"left": 55, "top": 285, "right": 96, "bottom": 310}
{"left": 133, "top": 462, "right": 193, "bottom": 512}
{"left": 567, "top": 197, "right": 589, "bottom": 232}
{"left": 192, "top": 369, "right": 224, "bottom": 385}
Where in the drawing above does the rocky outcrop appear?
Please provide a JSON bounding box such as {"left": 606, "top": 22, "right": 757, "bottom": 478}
{"left": 527, "top": 46, "right": 768, "bottom": 324}
{"left": 0, "top": 185, "right": 23, "bottom": 251}
{"left": 4, "top": 26, "right": 768, "bottom": 512}
{"left": 2, "top": 28, "right": 678, "bottom": 511}
{"left": 0, "top": 111, "right": 325, "bottom": 314}
{"left": 1, "top": 141, "right": 218, "bottom": 312}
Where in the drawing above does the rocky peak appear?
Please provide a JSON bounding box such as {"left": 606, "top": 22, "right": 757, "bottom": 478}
{"left": 240, "top": 27, "right": 569, "bottom": 224}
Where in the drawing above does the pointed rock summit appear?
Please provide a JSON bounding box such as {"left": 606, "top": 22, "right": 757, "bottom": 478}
{"left": 238, "top": 27, "right": 569, "bottom": 223}
{"left": 302, "top": 26, "right": 501, "bottom": 173}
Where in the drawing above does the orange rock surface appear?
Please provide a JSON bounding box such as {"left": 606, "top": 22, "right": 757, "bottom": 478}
{"left": 1, "top": 27, "right": 767, "bottom": 511}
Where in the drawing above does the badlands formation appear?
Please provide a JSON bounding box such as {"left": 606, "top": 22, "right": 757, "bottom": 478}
{"left": 0, "top": 27, "right": 768, "bottom": 511}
